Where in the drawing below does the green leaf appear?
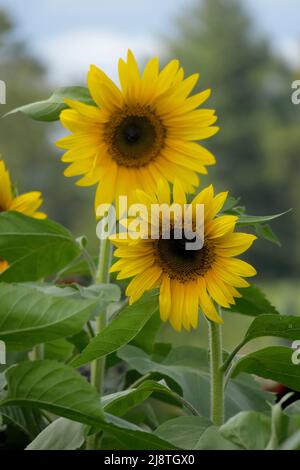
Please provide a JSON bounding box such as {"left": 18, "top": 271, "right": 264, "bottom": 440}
{"left": 220, "top": 411, "right": 271, "bottom": 450}
{"left": 103, "top": 414, "right": 176, "bottom": 450}
{"left": 0, "top": 361, "right": 175, "bottom": 450}
{"left": 57, "top": 256, "right": 98, "bottom": 279}
{"left": 0, "top": 406, "right": 46, "bottom": 440}
{"left": 243, "top": 314, "right": 300, "bottom": 344}
{"left": 0, "top": 283, "right": 98, "bottom": 350}
{"left": 4, "top": 87, "right": 94, "bottom": 122}
{"left": 26, "top": 418, "right": 84, "bottom": 450}
{"left": 194, "top": 426, "right": 240, "bottom": 450}
{"left": 0, "top": 212, "right": 81, "bottom": 282}
{"left": 103, "top": 380, "right": 197, "bottom": 417}
{"left": 232, "top": 346, "right": 300, "bottom": 391}
{"left": 280, "top": 430, "right": 300, "bottom": 450}
{"left": 226, "top": 284, "right": 279, "bottom": 316}
{"left": 154, "top": 416, "right": 211, "bottom": 450}
{"left": 255, "top": 223, "right": 281, "bottom": 246}
{"left": 236, "top": 210, "right": 291, "bottom": 226}
{"left": 131, "top": 310, "right": 162, "bottom": 354}
{"left": 71, "top": 292, "right": 158, "bottom": 368}
{"left": 118, "top": 345, "right": 272, "bottom": 419}
{"left": 44, "top": 339, "right": 74, "bottom": 361}
{"left": 0, "top": 360, "right": 105, "bottom": 424}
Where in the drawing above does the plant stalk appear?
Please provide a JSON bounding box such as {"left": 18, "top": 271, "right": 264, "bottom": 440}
{"left": 87, "top": 236, "right": 112, "bottom": 450}
{"left": 208, "top": 316, "right": 224, "bottom": 426}
{"left": 90, "top": 236, "right": 112, "bottom": 394}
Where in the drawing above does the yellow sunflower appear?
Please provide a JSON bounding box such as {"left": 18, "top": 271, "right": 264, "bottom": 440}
{"left": 0, "top": 159, "right": 46, "bottom": 273}
{"left": 110, "top": 181, "right": 257, "bottom": 331}
{"left": 56, "top": 50, "right": 218, "bottom": 212}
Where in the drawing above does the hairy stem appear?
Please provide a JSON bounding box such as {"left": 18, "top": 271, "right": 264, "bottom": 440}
{"left": 208, "top": 316, "right": 224, "bottom": 426}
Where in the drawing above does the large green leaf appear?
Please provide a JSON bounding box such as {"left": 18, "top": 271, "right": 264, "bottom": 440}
{"left": 4, "top": 87, "right": 94, "bottom": 122}
{"left": 0, "top": 360, "right": 105, "bottom": 424}
{"left": 220, "top": 411, "right": 271, "bottom": 450}
{"left": 243, "top": 314, "right": 300, "bottom": 344}
{"left": 0, "top": 283, "right": 98, "bottom": 350}
{"left": 226, "top": 284, "right": 278, "bottom": 316}
{"left": 71, "top": 292, "right": 159, "bottom": 368}
{"left": 0, "top": 361, "right": 175, "bottom": 450}
{"left": 26, "top": 418, "right": 84, "bottom": 450}
{"left": 154, "top": 416, "right": 211, "bottom": 450}
{"left": 232, "top": 346, "right": 300, "bottom": 391}
{"left": 0, "top": 406, "right": 46, "bottom": 440}
{"left": 118, "top": 345, "right": 272, "bottom": 419}
{"left": 0, "top": 212, "right": 81, "bottom": 282}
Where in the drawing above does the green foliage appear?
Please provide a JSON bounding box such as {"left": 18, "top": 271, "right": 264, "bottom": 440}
{"left": 232, "top": 347, "right": 300, "bottom": 391}
{"left": 226, "top": 284, "right": 279, "bottom": 316}
{"left": 0, "top": 212, "right": 81, "bottom": 282}
{"left": 26, "top": 418, "right": 85, "bottom": 450}
{"left": 5, "top": 87, "right": 94, "bottom": 122}
{"left": 0, "top": 283, "right": 98, "bottom": 350}
{"left": 118, "top": 345, "right": 272, "bottom": 419}
{"left": 0, "top": 2, "right": 298, "bottom": 451}
{"left": 1, "top": 360, "right": 105, "bottom": 423}
{"left": 71, "top": 292, "right": 158, "bottom": 367}
{"left": 220, "top": 411, "right": 271, "bottom": 450}
{"left": 154, "top": 416, "right": 211, "bottom": 449}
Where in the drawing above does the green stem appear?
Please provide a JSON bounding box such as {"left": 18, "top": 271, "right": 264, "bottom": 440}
{"left": 221, "top": 339, "right": 247, "bottom": 374}
{"left": 90, "top": 236, "right": 112, "bottom": 394}
{"left": 87, "top": 237, "right": 112, "bottom": 450}
{"left": 208, "top": 316, "right": 224, "bottom": 426}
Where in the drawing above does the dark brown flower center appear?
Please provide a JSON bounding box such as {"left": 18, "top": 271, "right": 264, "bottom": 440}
{"left": 155, "top": 229, "right": 215, "bottom": 282}
{"left": 103, "top": 106, "right": 166, "bottom": 168}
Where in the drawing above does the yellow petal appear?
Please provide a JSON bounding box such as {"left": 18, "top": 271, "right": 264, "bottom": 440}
{"left": 169, "top": 280, "right": 185, "bottom": 332}
{"left": 221, "top": 258, "right": 257, "bottom": 278}
{"left": 9, "top": 192, "right": 43, "bottom": 216}
{"left": 126, "top": 265, "right": 162, "bottom": 304}
{"left": 0, "top": 160, "right": 13, "bottom": 209}
{"left": 173, "top": 179, "right": 186, "bottom": 205}
{"left": 159, "top": 275, "right": 171, "bottom": 322}
{"left": 156, "top": 179, "right": 171, "bottom": 205}
{"left": 197, "top": 277, "right": 223, "bottom": 323}
{"left": 94, "top": 161, "right": 118, "bottom": 210}
{"left": 206, "top": 215, "right": 238, "bottom": 239}
{"left": 87, "top": 64, "right": 123, "bottom": 111}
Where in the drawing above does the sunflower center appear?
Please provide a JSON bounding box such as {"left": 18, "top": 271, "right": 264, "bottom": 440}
{"left": 104, "top": 106, "right": 166, "bottom": 168}
{"left": 155, "top": 229, "right": 215, "bottom": 282}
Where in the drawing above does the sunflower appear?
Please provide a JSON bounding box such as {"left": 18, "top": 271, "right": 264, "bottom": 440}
{"left": 56, "top": 50, "right": 218, "bottom": 212}
{"left": 109, "top": 180, "right": 257, "bottom": 331}
{"left": 0, "top": 159, "right": 46, "bottom": 273}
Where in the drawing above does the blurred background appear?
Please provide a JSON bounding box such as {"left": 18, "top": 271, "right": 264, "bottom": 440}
{"left": 0, "top": 0, "right": 299, "bottom": 348}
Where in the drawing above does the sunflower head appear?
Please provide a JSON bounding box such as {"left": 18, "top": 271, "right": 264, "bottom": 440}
{"left": 57, "top": 50, "right": 219, "bottom": 212}
{"left": 0, "top": 159, "right": 46, "bottom": 219}
{"left": 110, "top": 180, "right": 257, "bottom": 332}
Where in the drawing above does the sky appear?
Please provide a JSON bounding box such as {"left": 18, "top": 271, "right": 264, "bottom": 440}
{"left": 0, "top": 0, "right": 299, "bottom": 85}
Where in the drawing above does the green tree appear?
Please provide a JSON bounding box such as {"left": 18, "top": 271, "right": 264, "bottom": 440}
{"left": 166, "top": 0, "right": 300, "bottom": 278}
